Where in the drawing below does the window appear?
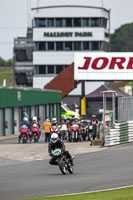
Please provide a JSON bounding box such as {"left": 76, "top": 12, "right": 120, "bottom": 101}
{"left": 83, "top": 42, "right": 90, "bottom": 50}
{"left": 39, "top": 66, "right": 46, "bottom": 74}
{"left": 47, "top": 18, "right": 54, "bottom": 27}
{"left": 15, "top": 50, "right": 27, "bottom": 61}
{"left": 91, "top": 18, "right": 100, "bottom": 27}
{"left": 56, "top": 18, "right": 63, "bottom": 27}
{"left": 91, "top": 41, "right": 99, "bottom": 50}
{"left": 64, "top": 42, "right": 72, "bottom": 51}
{"left": 48, "top": 65, "right": 54, "bottom": 74}
{"left": 74, "top": 18, "right": 81, "bottom": 27}
{"left": 83, "top": 18, "right": 90, "bottom": 27}
{"left": 48, "top": 42, "right": 54, "bottom": 50}
{"left": 38, "top": 18, "right": 46, "bottom": 27}
{"left": 65, "top": 18, "right": 72, "bottom": 27}
{"left": 56, "top": 65, "right": 64, "bottom": 74}
{"left": 56, "top": 42, "right": 63, "bottom": 51}
{"left": 39, "top": 42, "right": 46, "bottom": 51}
{"left": 74, "top": 42, "right": 81, "bottom": 50}
{"left": 102, "top": 18, "right": 107, "bottom": 28}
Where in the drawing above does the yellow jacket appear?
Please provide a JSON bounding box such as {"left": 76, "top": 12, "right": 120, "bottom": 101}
{"left": 43, "top": 122, "right": 51, "bottom": 133}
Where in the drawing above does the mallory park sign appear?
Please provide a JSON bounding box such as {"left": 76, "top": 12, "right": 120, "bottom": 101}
{"left": 74, "top": 52, "right": 133, "bottom": 80}
{"left": 44, "top": 32, "right": 92, "bottom": 37}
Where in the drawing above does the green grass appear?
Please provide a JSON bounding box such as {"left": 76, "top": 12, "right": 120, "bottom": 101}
{"left": 0, "top": 67, "right": 13, "bottom": 86}
{"left": 21, "top": 187, "right": 133, "bottom": 200}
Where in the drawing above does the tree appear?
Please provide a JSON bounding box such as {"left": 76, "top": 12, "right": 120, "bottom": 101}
{"left": 0, "top": 57, "right": 13, "bottom": 67}
{"left": 0, "top": 57, "right": 6, "bottom": 67}
{"left": 6, "top": 58, "right": 13, "bottom": 67}
{"left": 110, "top": 23, "right": 133, "bottom": 52}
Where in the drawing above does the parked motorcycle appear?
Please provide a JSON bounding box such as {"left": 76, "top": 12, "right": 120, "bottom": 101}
{"left": 52, "top": 149, "right": 74, "bottom": 175}
{"left": 80, "top": 122, "right": 88, "bottom": 141}
{"left": 19, "top": 125, "right": 29, "bottom": 144}
{"left": 88, "top": 124, "right": 93, "bottom": 141}
{"left": 31, "top": 125, "right": 40, "bottom": 143}
{"left": 51, "top": 125, "right": 59, "bottom": 134}
{"left": 70, "top": 123, "right": 80, "bottom": 142}
{"left": 59, "top": 123, "right": 68, "bottom": 140}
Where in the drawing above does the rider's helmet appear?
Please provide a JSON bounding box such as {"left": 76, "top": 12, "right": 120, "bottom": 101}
{"left": 32, "top": 116, "right": 37, "bottom": 122}
{"left": 74, "top": 117, "right": 78, "bottom": 122}
{"left": 52, "top": 117, "right": 57, "bottom": 123}
{"left": 23, "top": 117, "right": 28, "bottom": 123}
{"left": 51, "top": 133, "right": 58, "bottom": 143}
{"left": 33, "top": 124, "right": 37, "bottom": 128}
{"left": 21, "top": 124, "right": 27, "bottom": 129}
{"left": 91, "top": 115, "right": 96, "bottom": 119}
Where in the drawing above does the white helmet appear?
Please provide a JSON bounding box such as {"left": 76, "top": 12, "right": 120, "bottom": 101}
{"left": 33, "top": 116, "right": 37, "bottom": 121}
{"left": 51, "top": 133, "right": 58, "bottom": 143}
{"left": 23, "top": 117, "right": 28, "bottom": 123}
{"left": 21, "top": 125, "right": 27, "bottom": 129}
{"left": 52, "top": 117, "right": 57, "bottom": 122}
{"left": 33, "top": 124, "right": 37, "bottom": 128}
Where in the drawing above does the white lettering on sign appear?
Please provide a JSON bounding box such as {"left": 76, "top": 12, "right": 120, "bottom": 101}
{"left": 74, "top": 52, "right": 133, "bottom": 80}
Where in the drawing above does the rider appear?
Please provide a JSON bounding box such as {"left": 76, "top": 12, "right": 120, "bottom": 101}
{"left": 21, "top": 117, "right": 31, "bottom": 130}
{"left": 31, "top": 123, "right": 40, "bottom": 139}
{"left": 51, "top": 117, "right": 58, "bottom": 127}
{"left": 48, "top": 133, "right": 74, "bottom": 166}
{"left": 89, "top": 115, "right": 99, "bottom": 140}
{"left": 19, "top": 117, "right": 31, "bottom": 142}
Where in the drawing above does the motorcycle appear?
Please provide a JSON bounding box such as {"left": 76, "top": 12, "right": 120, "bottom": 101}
{"left": 80, "top": 122, "right": 88, "bottom": 141}
{"left": 51, "top": 125, "right": 59, "bottom": 134}
{"left": 59, "top": 123, "right": 68, "bottom": 140}
{"left": 70, "top": 123, "right": 80, "bottom": 142}
{"left": 52, "top": 149, "right": 74, "bottom": 175}
{"left": 88, "top": 124, "right": 94, "bottom": 141}
{"left": 31, "top": 127, "right": 40, "bottom": 143}
{"left": 19, "top": 125, "right": 29, "bottom": 144}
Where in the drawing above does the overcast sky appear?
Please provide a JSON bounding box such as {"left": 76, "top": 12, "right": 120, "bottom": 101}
{"left": 0, "top": 0, "right": 133, "bottom": 60}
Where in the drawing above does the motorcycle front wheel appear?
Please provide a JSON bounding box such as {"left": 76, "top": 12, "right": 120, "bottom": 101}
{"left": 58, "top": 159, "right": 67, "bottom": 175}
{"left": 68, "top": 162, "right": 73, "bottom": 174}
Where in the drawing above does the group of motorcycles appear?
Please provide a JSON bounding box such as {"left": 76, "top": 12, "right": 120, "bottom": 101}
{"left": 18, "top": 117, "right": 97, "bottom": 144}
{"left": 18, "top": 123, "right": 41, "bottom": 144}
{"left": 51, "top": 119, "right": 96, "bottom": 143}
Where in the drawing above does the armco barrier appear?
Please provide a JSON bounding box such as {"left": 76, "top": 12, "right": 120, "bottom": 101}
{"left": 104, "top": 121, "right": 133, "bottom": 147}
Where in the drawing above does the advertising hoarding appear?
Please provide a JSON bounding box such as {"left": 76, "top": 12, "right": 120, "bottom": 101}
{"left": 74, "top": 52, "right": 133, "bottom": 80}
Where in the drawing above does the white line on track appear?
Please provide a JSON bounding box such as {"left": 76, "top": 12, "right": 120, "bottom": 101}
{"left": 45, "top": 185, "right": 133, "bottom": 198}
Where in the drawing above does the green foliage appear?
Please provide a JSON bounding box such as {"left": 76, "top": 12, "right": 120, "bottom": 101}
{"left": 0, "top": 57, "right": 13, "bottom": 67}
{"left": 0, "top": 57, "right": 6, "bottom": 66}
{"left": 110, "top": 23, "right": 133, "bottom": 52}
{"left": 6, "top": 58, "right": 13, "bottom": 67}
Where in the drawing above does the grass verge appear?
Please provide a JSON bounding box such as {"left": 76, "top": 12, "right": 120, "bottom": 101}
{"left": 0, "top": 67, "right": 13, "bottom": 86}
{"left": 21, "top": 187, "right": 133, "bottom": 200}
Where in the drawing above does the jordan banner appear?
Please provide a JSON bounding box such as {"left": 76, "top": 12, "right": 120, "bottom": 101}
{"left": 74, "top": 52, "right": 133, "bottom": 80}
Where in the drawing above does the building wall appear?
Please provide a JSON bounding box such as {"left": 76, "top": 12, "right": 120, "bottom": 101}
{"left": 32, "top": 6, "right": 109, "bottom": 18}
{"left": 0, "top": 87, "right": 61, "bottom": 136}
{"left": 32, "top": 5, "right": 110, "bottom": 89}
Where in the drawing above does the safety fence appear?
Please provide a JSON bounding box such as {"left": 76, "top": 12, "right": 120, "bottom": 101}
{"left": 104, "top": 121, "right": 133, "bottom": 147}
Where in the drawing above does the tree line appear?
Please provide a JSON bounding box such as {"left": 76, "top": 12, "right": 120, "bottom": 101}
{"left": 110, "top": 22, "right": 133, "bottom": 52}
{"left": 0, "top": 57, "right": 13, "bottom": 67}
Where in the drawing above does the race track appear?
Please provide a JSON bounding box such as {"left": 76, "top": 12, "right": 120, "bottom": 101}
{"left": 0, "top": 141, "right": 133, "bottom": 200}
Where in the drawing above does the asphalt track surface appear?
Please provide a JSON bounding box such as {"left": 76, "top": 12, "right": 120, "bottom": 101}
{"left": 0, "top": 140, "right": 133, "bottom": 200}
